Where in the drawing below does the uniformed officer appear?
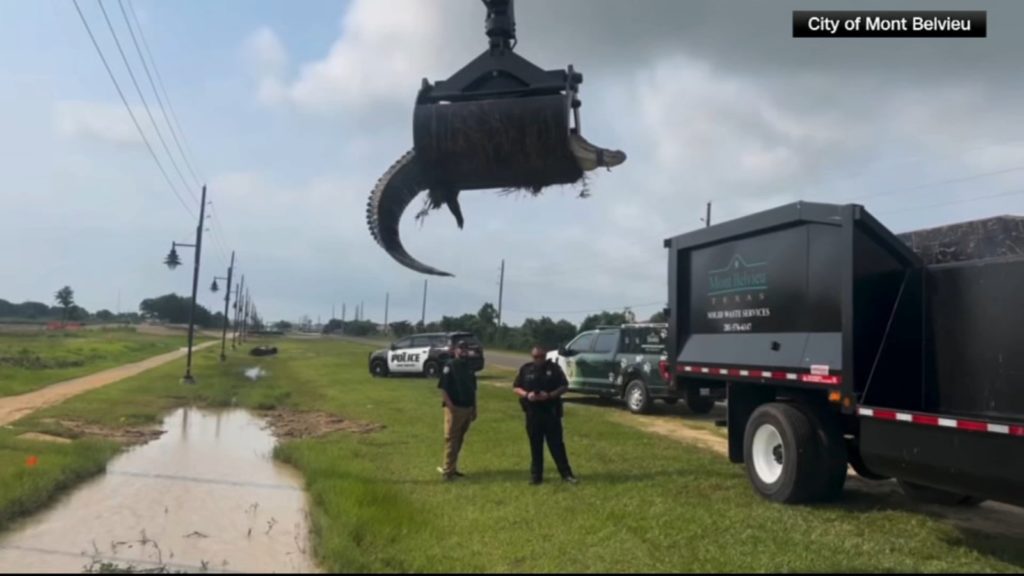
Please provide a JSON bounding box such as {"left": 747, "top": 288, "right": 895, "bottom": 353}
{"left": 437, "top": 340, "right": 478, "bottom": 481}
{"left": 513, "top": 345, "right": 578, "bottom": 485}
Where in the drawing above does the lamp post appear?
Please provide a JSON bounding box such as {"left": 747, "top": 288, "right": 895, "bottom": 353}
{"left": 210, "top": 250, "right": 235, "bottom": 362}
{"left": 164, "top": 184, "right": 207, "bottom": 384}
{"left": 232, "top": 274, "right": 244, "bottom": 349}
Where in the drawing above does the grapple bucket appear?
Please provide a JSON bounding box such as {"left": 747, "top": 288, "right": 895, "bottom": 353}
{"left": 413, "top": 94, "right": 583, "bottom": 191}
{"left": 367, "top": 0, "right": 627, "bottom": 278}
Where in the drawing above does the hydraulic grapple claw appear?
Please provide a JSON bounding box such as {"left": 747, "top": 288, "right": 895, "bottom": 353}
{"left": 366, "top": 0, "right": 626, "bottom": 277}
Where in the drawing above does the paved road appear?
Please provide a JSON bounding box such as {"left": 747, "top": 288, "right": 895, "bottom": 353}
{"left": 324, "top": 334, "right": 529, "bottom": 370}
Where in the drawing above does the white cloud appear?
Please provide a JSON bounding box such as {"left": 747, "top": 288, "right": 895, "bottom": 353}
{"left": 52, "top": 100, "right": 142, "bottom": 146}
{"left": 267, "top": 0, "right": 477, "bottom": 113}
{"left": 242, "top": 27, "right": 288, "bottom": 104}
{"left": 245, "top": 26, "right": 287, "bottom": 75}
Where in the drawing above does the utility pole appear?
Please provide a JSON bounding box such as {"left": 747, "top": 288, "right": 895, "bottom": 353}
{"left": 218, "top": 251, "right": 235, "bottom": 362}
{"left": 182, "top": 185, "right": 207, "bottom": 385}
{"left": 497, "top": 259, "right": 505, "bottom": 331}
{"left": 360, "top": 300, "right": 364, "bottom": 322}
{"left": 705, "top": 201, "right": 712, "bottom": 228}
{"left": 384, "top": 292, "right": 389, "bottom": 334}
{"left": 242, "top": 290, "right": 250, "bottom": 343}
{"left": 420, "top": 279, "right": 428, "bottom": 330}
{"left": 232, "top": 274, "right": 244, "bottom": 349}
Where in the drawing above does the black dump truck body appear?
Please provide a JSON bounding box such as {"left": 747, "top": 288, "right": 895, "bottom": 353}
{"left": 663, "top": 201, "right": 1024, "bottom": 506}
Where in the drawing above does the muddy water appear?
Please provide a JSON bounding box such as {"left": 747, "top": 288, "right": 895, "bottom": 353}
{"left": 0, "top": 408, "right": 317, "bottom": 574}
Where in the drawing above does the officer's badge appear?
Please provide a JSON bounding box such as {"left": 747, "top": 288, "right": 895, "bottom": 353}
{"left": 443, "top": 366, "right": 451, "bottom": 374}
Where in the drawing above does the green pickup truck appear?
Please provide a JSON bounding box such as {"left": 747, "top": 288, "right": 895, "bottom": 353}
{"left": 546, "top": 323, "right": 716, "bottom": 414}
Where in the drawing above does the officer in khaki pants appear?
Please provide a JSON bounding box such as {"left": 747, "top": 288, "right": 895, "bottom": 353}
{"left": 437, "top": 341, "right": 477, "bottom": 481}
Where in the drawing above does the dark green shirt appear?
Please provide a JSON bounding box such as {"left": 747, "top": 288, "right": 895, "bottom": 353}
{"left": 438, "top": 358, "right": 477, "bottom": 408}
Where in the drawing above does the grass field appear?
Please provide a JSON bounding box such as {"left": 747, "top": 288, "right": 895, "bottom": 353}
{"left": 0, "top": 327, "right": 193, "bottom": 397}
{"left": 1, "top": 338, "right": 1021, "bottom": 572}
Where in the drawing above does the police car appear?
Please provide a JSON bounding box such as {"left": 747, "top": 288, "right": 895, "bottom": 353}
{"left": 368, "top": 332, "right": 485, "bottom": 378}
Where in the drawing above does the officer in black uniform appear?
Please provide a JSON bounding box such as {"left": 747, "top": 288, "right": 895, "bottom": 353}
{"left": 513, "top": 345, "right": 577, "bottom": 485}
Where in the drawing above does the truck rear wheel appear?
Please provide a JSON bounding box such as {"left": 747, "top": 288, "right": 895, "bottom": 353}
{"left": 743, "top": 403, "right": 823, "bottom": 504}
{"left": 897, "top": 479, "right": 981, "bottom": 506}
{"left": 624, "top": 380, "right": 652, "bottom": 414}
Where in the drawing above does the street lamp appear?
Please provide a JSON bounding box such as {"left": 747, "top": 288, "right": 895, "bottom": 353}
{"left": 164, "top": 243, "right": 183, "bottom": 269}
{"left": 163, "top": 185, "right": 208, "bottom": 385}
{"left": 210, "top": 252, "right": 235, "bottom": 362}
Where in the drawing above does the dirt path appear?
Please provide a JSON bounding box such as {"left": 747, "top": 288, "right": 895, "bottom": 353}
{"left": 0, "top": 342, "right": 217, "bottom": 426}
{"left": 613, "top": 411, "right": 728, "bottom": 456}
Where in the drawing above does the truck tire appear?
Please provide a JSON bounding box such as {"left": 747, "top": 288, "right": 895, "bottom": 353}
{"left": 423, "top": 361, "right": 440, "bottom": 379}
{"left": 624, "top": 380, "right": 652, "bottom": 414}
{"left": 370, "top": 359, "right": 389, "bottom": 378}
{"left": 743, "top": 403, "right": 823, "bottom": 504}
{"left": 897, "top": 479, "right": 980, "bottom": 506}
{"left": 684, "top": 386, "right": 715, "bottom": 415}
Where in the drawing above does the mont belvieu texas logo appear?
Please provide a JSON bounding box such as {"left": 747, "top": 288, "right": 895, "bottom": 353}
{"left": 707, "top": 255, "right": 769, "bottom": 298}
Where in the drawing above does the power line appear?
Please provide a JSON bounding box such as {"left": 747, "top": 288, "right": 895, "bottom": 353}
{"left": 878, "top": 188, "right": 1024, "bottom": 216}
{"left": 95, "top": 0, "right": 198, "bottom": 203}
{"left": 71, "top": 0, "right": 195, "bottom": 218}
{"left": 116, "top": 0, "right": 201, "bottom": 192}
{"left": 842, "top": 162, "right": 1024, "bottom": 204}
{"left": 810, "top": 136, "right": 1024, "bottom": 200}
{"left": 119, "top": 0, "right": 234, "bottom": 272}
{"left": 125, "top": 0, "right": 204, "bottom": 187}
{"left": 210, "top": 208, "right": 233, "bottom": 255}
{"left": 208, "top": 220, "right": 231, "bottom": 269}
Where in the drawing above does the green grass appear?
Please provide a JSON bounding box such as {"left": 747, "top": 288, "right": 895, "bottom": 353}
{"left": 0, "top": 431, "right": 120, "bottom": 531}
{"left": 1, "top": 339, "right": 1021, "bottom": 572}
{"left": 0, "top": 327, "right": 194, "bottom": 397}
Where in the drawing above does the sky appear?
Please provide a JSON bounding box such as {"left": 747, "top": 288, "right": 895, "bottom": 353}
{"left": 1, "top": 0, "right": 1023, "bottom": 327}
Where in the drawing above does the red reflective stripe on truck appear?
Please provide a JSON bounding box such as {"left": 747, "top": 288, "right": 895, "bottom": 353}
{"left": 957, "top": 420, "right": 988, "bottom": 432}
{"left": 674, "top": 364, "right": 841, "bottom": 386}
{"left": 858, "top": 406, "right": 1024, "bottom": 438}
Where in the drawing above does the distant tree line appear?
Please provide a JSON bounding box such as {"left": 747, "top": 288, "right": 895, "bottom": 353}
{"left": 139, "top": 293, "right": 226, "bottom": 329}
{"left": 320, "top": 302, "right": 667, "bottom": 352}
{"left": 0, "top": 288, "right": 227, "bottom": 329}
